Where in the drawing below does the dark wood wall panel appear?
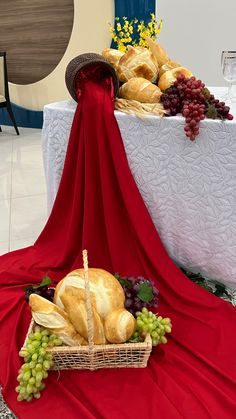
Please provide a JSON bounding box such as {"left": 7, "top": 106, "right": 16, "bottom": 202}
{"left": 0, "top": 0, "right": 74, "bottom": 84}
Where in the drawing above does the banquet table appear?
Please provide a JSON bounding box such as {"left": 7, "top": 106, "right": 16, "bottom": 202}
{"left": 42, "top": 87, "right": 236, "bottom": 288}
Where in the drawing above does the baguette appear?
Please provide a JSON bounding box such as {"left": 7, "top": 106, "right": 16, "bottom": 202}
{"left": 119, "top": 77, "right": 162, "bottom": 103}
{"left": 145, "top": 37, "right": 169, "bottom": 67}
{"left": 29, "top": 294, "right": 87, "bottom": 346}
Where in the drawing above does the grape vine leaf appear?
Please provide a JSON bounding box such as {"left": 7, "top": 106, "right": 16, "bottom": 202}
{"left": 114, "top": 273, "right": 132, "bottom": 289}
{"left": 40, "top": 276, "right": 52, "bottom": 287}
{"left": 23, "top": 276, "right": 52, "bottom": 292}
{"left": 137, "top": 282, "right": 154, "bottom": 303}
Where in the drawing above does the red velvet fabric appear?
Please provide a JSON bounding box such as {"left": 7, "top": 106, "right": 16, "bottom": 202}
{"left": 0, "top": 69, "right": 236, "bottom": 419}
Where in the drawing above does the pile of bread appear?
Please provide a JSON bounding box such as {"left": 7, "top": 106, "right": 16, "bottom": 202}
{"left": 102, "top": 37, "right": 192, "bottom": 105}
{"left": 29, "top": 268, "right": 136, "bottom": 346}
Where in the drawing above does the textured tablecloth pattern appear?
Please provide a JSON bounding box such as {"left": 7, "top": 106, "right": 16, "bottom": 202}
{"left": 42, "top": 89, "right": 236, "bottom": 287}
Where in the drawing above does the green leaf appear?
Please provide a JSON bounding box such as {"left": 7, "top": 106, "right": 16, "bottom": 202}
{"left": 202, "top": 87, "right": 211, "bottom": 99}
{"left": 115, "top": 273, "right": 132, "bottom": 289}
{"left": 214, "top": 284, "right": 227, "bottom": 297}
{"left": 23, "top": 285, "right": 34, "bottom": 292}
{"left": 205, "top": 104, "right": 218, "bottom": 119}
{"left": 39, "top": 276, "right": 52, "bottom": 287}
{"left": 137, "top": 282, "right": 154, "bottom": 303}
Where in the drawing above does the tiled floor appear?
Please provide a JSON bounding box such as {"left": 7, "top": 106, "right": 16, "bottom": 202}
{"left": 0, "top": 125, "right": 48, "bottom": 255}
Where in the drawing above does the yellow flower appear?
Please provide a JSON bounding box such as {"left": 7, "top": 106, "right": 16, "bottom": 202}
{"left": 108, "top": 13, "right": 163, "bottom": 50}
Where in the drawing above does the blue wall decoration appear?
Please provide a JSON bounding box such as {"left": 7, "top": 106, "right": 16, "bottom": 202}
{"left": 0, "top": 103, "right": 43, "bottom": 129}
{"left": 0, "top": 0, "right": 155, "bottom": 130}
{"left": 114, "top": 0, "right": 155, "bottom": 23}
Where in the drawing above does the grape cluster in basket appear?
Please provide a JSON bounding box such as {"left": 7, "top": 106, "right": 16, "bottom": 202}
{"left": 129, "top": 307, "right": 172, "bottom": 346}
{"left": 16, "top": 326, "right": 62, "bottom": 402}
{"left": 160, "top": 74, "right": 234, "bottom": 141}
{"left": 115, "top": 274, "right": 172, "bottom": 346}
{"left": 24, "top": 276, "right": 55, "bottom": 302}
{"left": 115, "top": 274, "right": 159, "bottom": 315}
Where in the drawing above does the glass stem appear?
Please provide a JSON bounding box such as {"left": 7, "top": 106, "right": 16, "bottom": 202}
{"left": 228, "top": 83, "right": 233, "bottom": 98}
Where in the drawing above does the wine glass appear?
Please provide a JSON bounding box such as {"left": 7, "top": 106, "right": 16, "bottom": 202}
{"left": 221, "top": 51, "right": 236, "bottom": 101}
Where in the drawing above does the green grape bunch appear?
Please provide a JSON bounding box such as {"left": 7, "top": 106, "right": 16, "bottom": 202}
{"left": 16, "top": 326, "right": 62, "bottom": 402}
{"left": 129, "top": 307, "right": 172, "bottom": 346}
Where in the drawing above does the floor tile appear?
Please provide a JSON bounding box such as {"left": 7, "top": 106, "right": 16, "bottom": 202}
{"left": 0, "top": 200, "right": 10, "bottom": 242}
{"left": 0, "top": 139, "right": 12, "bottom": 163}
{"left": 10, "top": 194, "right": 48, "bottom": 241}
{"left": 12, "top": 129, "right": 43, "bottom": 171}
{"left": 11, "top": 167, "right": 46, "bottom": 198}
{"left": 0, "top": 125, "right": 18, "bottom": 139}
{"left": 0, "top": 132, "right": 13, "bottom": 202}
{"left": 0, "top": 169, "right": 11, "bottom": 201}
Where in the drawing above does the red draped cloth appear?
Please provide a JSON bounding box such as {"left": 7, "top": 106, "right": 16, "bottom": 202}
{"left": 0, "top": 68, "right": 236, "bottom": 419}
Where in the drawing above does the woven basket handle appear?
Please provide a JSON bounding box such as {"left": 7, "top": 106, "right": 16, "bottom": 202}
{"left": 82, "top": 249, "right": 94, "bottom": 350}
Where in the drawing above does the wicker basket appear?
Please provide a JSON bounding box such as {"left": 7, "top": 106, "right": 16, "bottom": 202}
{"left": 65, "top": 53, "right": 119, "bottom": 103}
{"left": 21, "top": 250, "right": 152, "bottom": 370}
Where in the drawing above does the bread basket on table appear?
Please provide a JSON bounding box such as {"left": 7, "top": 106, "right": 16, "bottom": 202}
{"left": 21, "top": 250, "right": 152, "bottom": 371}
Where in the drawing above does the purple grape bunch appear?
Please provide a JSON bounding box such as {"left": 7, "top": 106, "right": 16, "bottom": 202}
{"left": 24, "top": 276, "right": 55, "bottom": 302}
{"left": 115, "top": 274, "right": 159, "bottom": 316}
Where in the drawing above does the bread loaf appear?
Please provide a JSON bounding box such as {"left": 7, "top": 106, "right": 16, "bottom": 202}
{"left": 60, "top": 286, "right": 106, "bottom": 344}
{"left": 158, "top": 67, "right": 193, "bottom": 91}
{"left": 29, "top": 294, "right": 87, "bottom": 346}
{"left": 104, "top": 308, "right": 136, "bottom": 343}
{"left": 117, "top": 46, "right": 158, "bottom": 83}
{"left": 146, "top": 37, "right": 169, "bottom": 67}
{"left": 54, "top": 268, "right": 125, "bottom": 320}
{"left": 119, "top": 77, "right": 162, "bottom": 103}
{"left": 102, "top": 48, "right": 124, "bottom": 70}
{"left": 159, "top": 60, "right": 181, "bottom": 78}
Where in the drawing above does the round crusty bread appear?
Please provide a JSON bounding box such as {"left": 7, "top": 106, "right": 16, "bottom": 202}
{"left": 60, "top": 286, "right": 106, "bottom": 344}
{"left": 119, "top": 77, "right": 162, "bottom": 103}
{"left": 158, "top": 67, "right": 193, "bottom": 91}
{"left": 102, "top": 48, "right": 124, "bottom": 70}
{"left": 117, "top": 46, "right": 158, "bottom": 83}
{"left": 104, "top": 308, "right": 136, "bottom": 343}
{"left": 54, "top": 268, "right": 125, "bottom": 320}
{"left": 158, "top": 60, "right": 181, "bottom": 78}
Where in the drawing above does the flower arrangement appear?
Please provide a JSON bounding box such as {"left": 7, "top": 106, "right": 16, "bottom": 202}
{"left": 109, "top": 13, "right": 163, "bottom": 52}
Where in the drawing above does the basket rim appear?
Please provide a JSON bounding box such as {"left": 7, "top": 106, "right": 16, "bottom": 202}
{"left": 65, "top": 53, "right": 119, "bottom": 102}
{"left": 21, "top": 318, "right": 152, "bottom": 353}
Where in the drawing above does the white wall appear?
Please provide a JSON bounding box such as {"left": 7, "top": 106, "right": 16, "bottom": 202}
{"left": 156, "top": 0, "right": 236, "bottom": 86}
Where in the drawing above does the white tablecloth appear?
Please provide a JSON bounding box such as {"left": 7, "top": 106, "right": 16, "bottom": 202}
{"left": 42, "top": 88, "right": 236, "bottom": 287}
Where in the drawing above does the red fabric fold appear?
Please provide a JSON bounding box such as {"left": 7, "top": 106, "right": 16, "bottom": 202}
{"left": 0, "top": 70, "right": 236, "bottom": 419}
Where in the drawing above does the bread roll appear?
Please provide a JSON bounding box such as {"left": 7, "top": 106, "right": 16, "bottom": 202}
{"left": 60, "top": 286, "right": 106, "bottom": 344}
{"left": 146, "top": 37, "right": 169, "bottom": 67}
{"left": 102, "top": 48, "right": 124, "bottom": 70}
{"left": 117, "top": 46, "right": 158, "bottom": 83}
{"left": 158, "top": 67, "right": 193, "bottom": 91}
{"left": 54, "top": 268, "right": 125, "bottom": 319}
{"left": 119, "top": 77, "right": 161, "bottom": 103}
{"left": 29, "top": 294, "right": 87, "bottom": 346}
{"left": 104, "top": 308, "right": 136, "bottom": 343}
{"left": 159, "top": 60, "right": 181, "bottom": 78}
